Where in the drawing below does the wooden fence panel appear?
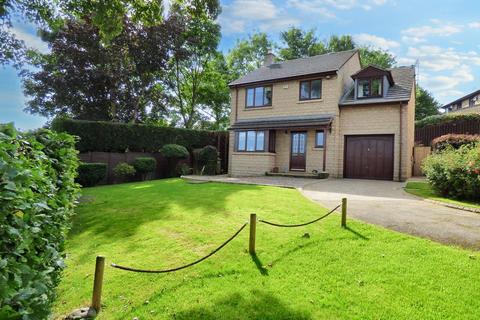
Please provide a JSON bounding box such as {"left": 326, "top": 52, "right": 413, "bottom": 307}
{"left": 415, "top": 119, "right": 480, "bottom": 146}
{"left": 413, "top": 146, "right": 431, "bottom": 176}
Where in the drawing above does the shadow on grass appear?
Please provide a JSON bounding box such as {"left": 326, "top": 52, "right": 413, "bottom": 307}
{"left": 172, "top": 290, "right": 311, "bottom": 320}
{"left": 344, "top": 226, "right": 369, "bottom": 240}
{"left": 250, "top": 253, "right": 269, "bottom": 276}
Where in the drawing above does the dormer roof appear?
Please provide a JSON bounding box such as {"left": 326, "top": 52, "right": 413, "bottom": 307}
{"left": 351, "top": 65, "right": 395, "bottom": 86}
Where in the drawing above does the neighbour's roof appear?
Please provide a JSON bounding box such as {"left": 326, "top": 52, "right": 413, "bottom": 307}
{"left": 339, "top": 66, "right": 415, "bottom": 106}
{"left": 229, "top": 50, "right": 359, "bottom": 87}
{"left": 229, "top": 114, "right": 334, "bottom": 130}
{"left": 441, "top": 89, "right": 480, "bottom": 109}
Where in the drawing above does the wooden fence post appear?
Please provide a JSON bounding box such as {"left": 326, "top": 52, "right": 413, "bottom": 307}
{"left": 341, "top": 198, "right": 347, "bottom": 228}
{"left": 249, "top": 213, "right": 256, "bottom": 254}
{"left": 91, "top": 256, "right": 105, "bottom": 312}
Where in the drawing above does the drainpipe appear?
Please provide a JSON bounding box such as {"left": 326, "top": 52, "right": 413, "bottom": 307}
{"left": 399, "top": 102, "right": 403, "bottom": 182}
{"left": 235, "top": 87, "right": 239, "bottom": 123}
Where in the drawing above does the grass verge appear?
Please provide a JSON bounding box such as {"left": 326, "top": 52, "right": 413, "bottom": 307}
{"left": 405, "top": 181, "right": 480, "bottom": 210}
{"left": 55, "top": 179, "right": 480, "bottom": 319}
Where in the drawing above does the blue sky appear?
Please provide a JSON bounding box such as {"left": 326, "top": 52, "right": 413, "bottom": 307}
{"left": 2, "top": 0, "right": 480, "bottom": 129}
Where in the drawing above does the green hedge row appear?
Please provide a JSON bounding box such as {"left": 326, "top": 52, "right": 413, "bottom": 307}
{"left": 51, "top": 118, "right": 226, "bottom": 153}
{"left": 415, "top": 113, "right": 480, "bottom": 128}
{"left": 0, "top": 124, "right": 80, "bottom": 319}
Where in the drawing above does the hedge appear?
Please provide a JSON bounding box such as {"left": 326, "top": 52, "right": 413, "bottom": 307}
{"left": 432, "top": 134, "right": 480, "bottom": 152}
{"left": 415, "top": 113, "right": 480, "bottom": 128}
{"left": 0, "top": 124, "right": 80, "bottom": 319}
{"left": 51, "top": 118, "right": 225, "bottom": 153}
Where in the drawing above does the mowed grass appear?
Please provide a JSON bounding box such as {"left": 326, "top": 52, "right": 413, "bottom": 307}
{"left": 54, "top": 179, "right": 480, "bottom": 319}
{"left": 405, "top": 181, "right": 480, "bottom": 210}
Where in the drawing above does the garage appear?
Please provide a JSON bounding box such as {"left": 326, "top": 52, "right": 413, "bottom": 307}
{"left": 344, "top": 135, "right": 394, "bottom": 180}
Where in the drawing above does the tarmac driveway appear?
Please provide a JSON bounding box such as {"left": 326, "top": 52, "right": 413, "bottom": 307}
{"left": 300, "top": 179, "right": 480, "bottom": 250}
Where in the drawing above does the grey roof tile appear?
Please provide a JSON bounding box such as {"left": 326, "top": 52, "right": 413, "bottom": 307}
{"left": 230, "top": 114, "right": 334, "bottom": 130}
{"left": 229, "top": 50, "right": 358, "bottom": 86}
{"left": 339, "top": 66, "right": 415, "bottom": 105}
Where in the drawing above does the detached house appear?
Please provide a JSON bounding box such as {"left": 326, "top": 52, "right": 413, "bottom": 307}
{"left": 227, "top": 50, "right": 415, "bottom": 181}
{"left": 441, "top": 89, "right": 480, "bottom": 114}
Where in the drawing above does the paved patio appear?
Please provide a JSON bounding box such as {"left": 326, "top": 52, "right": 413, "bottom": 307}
{"left": 183, "top": 175, "right": 480, "bottom": 250}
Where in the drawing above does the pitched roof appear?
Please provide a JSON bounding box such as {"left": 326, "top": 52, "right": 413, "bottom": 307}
{"left": 441, "top": 89, "right": 480, "bottom": 109}
{"left": 339, "top": 66, "right": 415, "bottom": 106}
{"left": 229, "top": 114, "right": 334, "bottom": 130}
{"left": 229, "top": 50, "right": 359, "bottom": 87}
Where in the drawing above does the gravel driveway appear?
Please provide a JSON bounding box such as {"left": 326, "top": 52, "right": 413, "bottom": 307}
{"left": 185, "top": 175, "right": 480, "bottom": 250}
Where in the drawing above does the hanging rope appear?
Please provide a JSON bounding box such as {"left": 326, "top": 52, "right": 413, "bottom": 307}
{"left": 111, "top": 222, "right": 248, "bottom": 273}
{"left": 258, "top": 204, "right": 340, "bottom": 228}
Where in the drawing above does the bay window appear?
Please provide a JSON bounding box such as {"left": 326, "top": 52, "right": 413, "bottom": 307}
{"left": 236, "top": 130, "right": 266, "bottom": 152}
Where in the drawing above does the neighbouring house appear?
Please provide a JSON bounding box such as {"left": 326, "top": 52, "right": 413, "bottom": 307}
{"left": 227, "top": 49, "right": 416, "bottom": 181}
{"left": 441, "top": 89, "right": 480, "bottom": 114}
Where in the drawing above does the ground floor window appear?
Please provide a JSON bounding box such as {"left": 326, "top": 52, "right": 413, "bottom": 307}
{"left": 315, "top": 130, "right": 325, "bottom": 148}
{"left": 236, "top": 130, "right": 266, "bottom": 152}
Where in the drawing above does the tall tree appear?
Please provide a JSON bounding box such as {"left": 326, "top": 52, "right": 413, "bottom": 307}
{"left": 416, "top": 86, "right": 441, "bottom": 120}
{"left": 226, "top": 32, "right": 272, "bottom": 78}
{"left": 359, "top": 47, "right": 396, "bottom": 69}
{"left": 326, "top": 35, "right": 355, "bottom": 52}
{"left": 23, "top": 16, "right": 178, "bottom": 122}
{"left": 166, "top": 0, "right": 221, "bottom": 129}
{"left": 278, "top": 27, "right": 325, "bottom": 60}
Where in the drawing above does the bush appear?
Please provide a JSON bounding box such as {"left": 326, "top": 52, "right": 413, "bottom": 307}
{"left": 113, "top": 162, "right": 136, "bottom": 180}
{"left": 0, "top": 123, "right": 80, "bottom": 319}
{"left": 159, "top": 144, "right": 189, "bottom": 159}
{"left": 423, "top": 144, "right": 480, "bottom": 200}
{"left": 76, "top": 162, "right": 107, "bottom": 187}
{"left": 176, "top": 163, "right": 192, "bottom": 176}
{"left": 198, "top": 145, "right": 218, "bottom": 175}
{"left": 51, "top": 118, "right": 225, "bottom": 153}
{"left": 415, "top": 113, "right": 480, "bottom": 128}
{"left": 133, "top": 157, "right": 157, "bottom": 180}
{"left": 432, "top": 134, "right": 480, "bottom": 152}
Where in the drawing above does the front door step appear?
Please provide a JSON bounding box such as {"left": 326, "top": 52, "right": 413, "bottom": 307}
{"left": 266, "top": 171, "right": 329, "bottom": 179}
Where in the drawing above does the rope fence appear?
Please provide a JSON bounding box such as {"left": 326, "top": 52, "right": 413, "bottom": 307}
{"left": 81, "top": 198, "right": 348, "bottom": 317}
{"left": 111, "top": 222, "right": 248, "bottom": 273}
{"left": 258, "top": 205, "right": 340, "bottom": 228}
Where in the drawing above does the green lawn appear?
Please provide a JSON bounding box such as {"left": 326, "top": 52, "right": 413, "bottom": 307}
{"left": 55, "top": 179, "right": 480, "bottom": 319}
{"left": 405, "top": 181, "right": 480, "bottom": 210}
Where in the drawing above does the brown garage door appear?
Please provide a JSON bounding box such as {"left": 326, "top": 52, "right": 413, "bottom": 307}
{"left": 344, "top": 135, "right": 394, "bottom": 180}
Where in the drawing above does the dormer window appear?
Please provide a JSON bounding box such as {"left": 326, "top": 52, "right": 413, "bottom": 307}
{"left": 357, "top": 78, "right": 382, "bottom": 98}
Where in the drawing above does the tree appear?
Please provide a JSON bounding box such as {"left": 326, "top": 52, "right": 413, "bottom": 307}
{"left": 416, "top": 86, "right": 440, "bottom": 120}
{"left": 166, "top": 0, "right": 222, "bottom": 129}
{"left": 326, "top": 35, "right": 355, "bottom": 52}
{"left": 278, "top": 27, "right": 325, "bottom": 60}
{"left": 23, "top": 16, "right": 178, "bottom": 122}
{"left": 226, "top": 32, "right": 272, "bottom": 78}
{"left": 359, "top": 47, "right": 396, "bottom": 69}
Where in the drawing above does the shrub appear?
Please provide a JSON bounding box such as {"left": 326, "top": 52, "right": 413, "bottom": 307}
{"left": 176, "top": 163, "right": 192, "bottom": 176}
{"left": 416, "top": 113, "right": 480, "bottom": 128}
{"left": 113, "top": 162, "right": 136, "bottom": 180}
{"left": 198, "top": 145, "right": 218, "bottom": 175}
{"left": 51, "top": 118, "right": 225, "bottom": 153}
{"left": 432, "top": 134, "right": 480, "bottom": 152}
{"left": 0, "top": 123, "right": 80, "bottom": 319}
{"left": 133, "top": 157, "right": 157, "bottom": 180}
{"left": 76, "top": 162, "right": 107, "bottom": 187}
{"left": 423, "top": 143, "right": 480, "bottom": 200}
{"left": 159, "top": 144, "right": 189, "bottom": 159}
{"left": 160, "top": 144, "right": 189, "bottom": 177}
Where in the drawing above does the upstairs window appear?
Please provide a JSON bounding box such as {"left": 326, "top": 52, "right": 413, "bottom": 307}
{"left": 300, "top": 79, "right": 322, "bottom": 100}
{"left": 357, "top": 78, "right": 382, "bottom": 98}
{"left": 246, "top": 86, "right": 272, "bottom": 108}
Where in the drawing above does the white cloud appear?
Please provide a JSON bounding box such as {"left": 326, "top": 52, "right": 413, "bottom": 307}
{"left": 354, "top": 33, "right": 400, "bottom": 50}
{"left": 229, "top": 0, "right": 279, "bottom": 20}
{"left": 469, "top": 21, "right": 480, "bottom": 29}
{"left": 406, "top": 45, "right": 480, "bottom": 72}
{"left": 401, "top": 23, "right": 462, "bottom": 43}
{"left": 11, "top": 26, "right": 48, "bottom": 53}
{"left": 287, "top": 0, "right": 388, "bottom": 16}
{"left": 287, "top": 0, "right": 336, "bottom": 18}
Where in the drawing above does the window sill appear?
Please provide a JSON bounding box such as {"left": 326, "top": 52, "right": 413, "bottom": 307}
{"left": 312, "top": 147, "right": 324, "bottom": 151}
{"left": 297, "top": 99, "right": 323, "bottom": 104}
{"left": 244, "top": 106, "right": 273, "bottom": 111}
{"left": 232, "top": 152, "right": 276, "bottom": 156}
